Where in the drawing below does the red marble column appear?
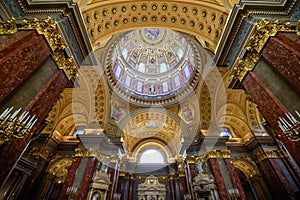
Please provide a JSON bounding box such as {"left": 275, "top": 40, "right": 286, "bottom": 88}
{"left": 178, "top": 174, "right": 188, "bottom": 199}
{"left": 262, "top": 32, "right": 300, "bottom": 92}
{"left": 0, "top": 30, "right": 51, "bottom": 102}
{"left": 208, "top": 158, "right": 228, "bottom": 200}
{"left": 58, "top": 157, "right": 82, "bottom": 200}
{"left": 186, "top": 163, "right": 197, "bottom": 200}
{"left": 269, "top": 159, "right": 298, "bottom": 200}
{"left": 0, "top": 70, "right": 68, "bottom": 187}
{"left": 259, "top": 159, "right": 291, "bottom": 200}
{"left": 128, "top": 174, "right": 135, "bottom": 200}
{"left": 242, "top": 72, "right": 300, "bottom": 165}
{"left": 107, "top": 162, "right": 118, "bottom": 200}
{"left": 76, "top": 157, "right": 97, "bottom": 200}
{"left": 223, "top": 158, "right": 246, "bottom": 200}
{"left": 169, "top": 176, "right": 175, "bottom": 200}
{"left": 116, "top": 174, "right": 125, "bottom": 199}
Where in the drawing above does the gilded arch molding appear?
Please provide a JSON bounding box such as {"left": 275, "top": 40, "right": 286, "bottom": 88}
{"left": 116, "top": 108, "right": 190, "bottom": 153}
{"left": 81, "top": 0, "right": 230, "bottom": 51}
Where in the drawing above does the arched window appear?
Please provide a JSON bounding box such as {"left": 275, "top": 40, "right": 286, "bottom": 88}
{"left": 220, "top": 127, "right": 232, "bottom": 138}
{"left": 139, "top": 149, "right": 165, "bottom": 164}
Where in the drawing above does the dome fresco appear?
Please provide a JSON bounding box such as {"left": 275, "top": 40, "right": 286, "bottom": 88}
{"left": 106, "top": 28, "right": 202, "bottom": 106}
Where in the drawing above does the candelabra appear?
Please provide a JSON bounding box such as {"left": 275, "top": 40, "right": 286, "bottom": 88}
{"left": 228, "top": 188, "right": 240, "bottom": 200}
{"left": 0, "top": 107, "right": 37, "bottom": 145}
{"left": 278, "top": 111, "right": 300, "bottom": 141}
{"left": 66, "top": 186, "right": 78, "bottom": 200}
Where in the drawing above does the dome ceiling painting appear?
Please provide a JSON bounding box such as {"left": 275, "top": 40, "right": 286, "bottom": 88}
{"left": 104, "top": 28, "right": 204, "bottom": 106}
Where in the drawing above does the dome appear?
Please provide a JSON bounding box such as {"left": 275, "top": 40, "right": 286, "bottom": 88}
{"left": 105, "top": 28, "right": 202, "bottom": 106}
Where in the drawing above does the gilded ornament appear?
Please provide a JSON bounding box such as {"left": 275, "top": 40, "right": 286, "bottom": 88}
{"left": 255, "top": 150, "right": 288, "bottom": 162}
{"left": 233, "top": 19, "right": 299, "bottom": 81}
{"left": 204, "top": 150, "right": 231, "bottom": 159}
{"left": 0, "top": 18, "right": 17, "bottom": 34}
{"left": 30, "top": 148, "right": 51, "bottom": 160}
{"left": 75, "top": 148, "right": 95, "bottom": 157}
{"left": 0, "top": 17, "right": 78, "bottom": 80}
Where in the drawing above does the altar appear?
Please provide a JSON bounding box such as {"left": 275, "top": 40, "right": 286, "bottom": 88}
{"left": 138, "top": 175, "right": 166, "bottom": 200}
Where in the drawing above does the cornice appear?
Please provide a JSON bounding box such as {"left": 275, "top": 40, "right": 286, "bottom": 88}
{"left": 3, "top": 0, "right": 95, "bottom": 65}
{"left": 214, "top": 0, "right": 299, "bottom": 67}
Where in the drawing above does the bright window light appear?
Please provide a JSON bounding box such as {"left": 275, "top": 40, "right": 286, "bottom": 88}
{"left": 139, "top": 149, "right": 165, "bottom": 164}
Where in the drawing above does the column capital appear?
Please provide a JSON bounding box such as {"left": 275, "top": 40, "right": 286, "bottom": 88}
{"left": 255, "top": 150, "right": 288, "bottom": 162}
{"left": 185, "top": 156, "right": 197, "bottom": 164}
{"left": 75, "top": 148, "right": 96, "bottom": 157}
{"left": 204, "top": 150, "right": 231, "bottom": 159}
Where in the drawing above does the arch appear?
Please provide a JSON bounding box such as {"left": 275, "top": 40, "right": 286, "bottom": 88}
{"left": 47, "top": 158, "right": 73, "bottom": 183}
{"left": 233, "top": 158, "right": 259, "bottom": 179}
{"left": 216, "top": 103, "right": 252, "bottom": 138}
{"left": 81, "top": 1, "right": 230, "bottom": 51}
{"left": 117, "top": 107, "right": 190, "bottom": 155}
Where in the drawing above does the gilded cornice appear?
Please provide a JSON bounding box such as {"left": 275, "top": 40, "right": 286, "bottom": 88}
{"left": 232, "top": 19, "right": 299, "bottom": 81}
{"left": 75, "top": 148, "right": 96, "bottom": 157}
{"left": 214, "top": 0, "right": 299, "bottom": 66}
{"left": 255, "top": 149, "right": 288, "bottom": 163}
{"left": 204, "top": 150, "right": 231, "bottom": 159}
{"left": 0, "top": 18, "right": 78, "bottom": 80}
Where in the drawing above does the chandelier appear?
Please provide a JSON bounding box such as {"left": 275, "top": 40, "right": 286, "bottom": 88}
{"left": 0, "top": 106, "right": 37, "bottom": 145}
{"left": 278, "top": 111, "right": 300, "bottom": 141}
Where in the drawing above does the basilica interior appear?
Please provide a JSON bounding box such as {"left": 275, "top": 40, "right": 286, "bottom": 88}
{"left": 0, "top": 0, "right": 299, "bottom": 200}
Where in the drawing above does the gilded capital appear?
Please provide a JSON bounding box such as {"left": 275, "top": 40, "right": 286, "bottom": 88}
{"left": 233, "top": 19, "right": 299, "bottom": 81}
{"left": 75, "top": 148, "right": 95, "bottom": 157}
{"left": 185, "top": 156, "right": 197, "bottom": 164}
{"left": 255, "top": 150, "right": 288, "bottom": 162}
{"left": 204, "top": 150, "right": 231, "bottom": 159}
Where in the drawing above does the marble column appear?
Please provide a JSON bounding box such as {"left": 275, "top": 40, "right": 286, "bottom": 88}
{"left": 128, "top": 174, "right": 135, "bottom": 200}
{"left": 116, "top": 172, "right": 126, "bottom": 199}
{"left": 186, "top": 161, "right": 197, "bottom": 200}
{"left": 223, "top": 158, "right": 246, "bottom": 200}
{"left": 76, "top": 157, "right": 97, "bottom": 200}
{"left": 0, "top": 30, "right": 51, "bottom": 102}
{"left": 169, "top": 175, "right": 175, "bottom": 200}
{"left": 0, "top": 70, "right": 68, "bottom": 187}
{"left": 262, "top": 32, "right": 300, "bottom": 92}
{"left": 208, "top": 158, "right": 228, "bottom": 200}
{"left": 107, "top": 162, "right": 118, "bottom": 200}
{"left": 269, "top": 158, "right": 299, "bottom": 199}
{"left": 242, "top": 71, "right": 300, "bottom": 165}
{"left": 178, "top": 172, "right": 188, "bottom": 200}
{"left": 58, "top": 157, "right": 82, "bottom": 200}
